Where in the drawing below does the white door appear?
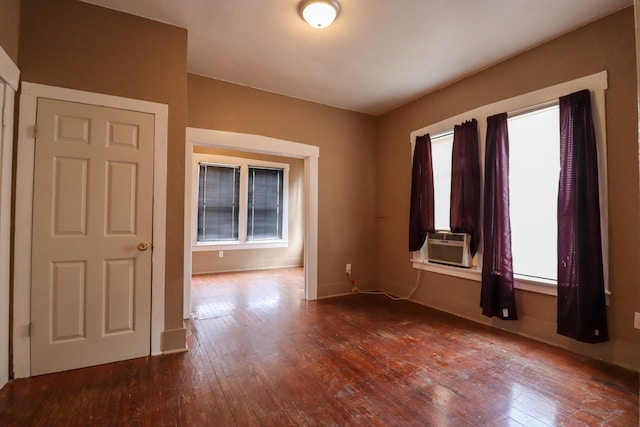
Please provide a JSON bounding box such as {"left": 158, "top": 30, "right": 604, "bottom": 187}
{"left": 31, "top": 98, "right": 154, "bottom": 375}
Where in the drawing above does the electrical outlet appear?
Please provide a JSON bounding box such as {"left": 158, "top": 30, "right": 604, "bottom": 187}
{"left": 634, "top": 312, "right": 640, "bottom": 330}
{"left": 219, "top": 250, "right": 224, "bottom": 258}
{"left": 346, "top": 264, "right": 351, "bottom": 274}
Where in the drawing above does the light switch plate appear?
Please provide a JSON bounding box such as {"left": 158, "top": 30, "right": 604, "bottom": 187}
{"left": 634, "top": 312, "right": 640, "bottom": 330}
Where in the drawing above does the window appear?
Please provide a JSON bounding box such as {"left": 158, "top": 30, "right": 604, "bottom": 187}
{"left": 192, "top": 154, "right": 289, "bottom": 250}
{"left": 420, "top": 106, "right": 561, "bottom": 280}
{"left": 508, "top": 105, "right": 559, "bottom": 281}
{"left": 247, "top": 167, "right": 284, "bottom": 241}
{"left": 409, "top": 71, "right": 608, "bottom": 296}
{"left": 197, "top": 164, "right": 240, "bottom": 242}
{"left": 431, "top": 132, "right": 454, "bottom": 231}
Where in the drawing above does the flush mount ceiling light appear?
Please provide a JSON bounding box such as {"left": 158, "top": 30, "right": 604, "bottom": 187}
{"left": 298, "top": 0, "right": 341, "bottom": 29}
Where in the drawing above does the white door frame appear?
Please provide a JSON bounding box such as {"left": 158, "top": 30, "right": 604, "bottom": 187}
{"left": 0, "top": 45, "right": 19, "bottom": 389}
{"left": 13, "top": 82, "right": 168, "bottom": 378}
{"left": 184, "top": 128, "right": 319, "bottom": 317}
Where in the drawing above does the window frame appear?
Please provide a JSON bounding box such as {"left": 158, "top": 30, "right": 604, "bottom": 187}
{"left": 191, "top": 153, "right": 290, "bottom": 251}
{"left": 409, "top": 71, "right": 609, "bottom": 298}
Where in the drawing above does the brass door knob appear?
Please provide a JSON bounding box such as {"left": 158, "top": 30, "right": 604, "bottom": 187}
{"left": 138, "top": 242, "right": 150, "bottom": 251}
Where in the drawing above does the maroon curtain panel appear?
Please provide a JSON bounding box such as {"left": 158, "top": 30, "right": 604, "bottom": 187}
{"left": 409, "top": 134, "right": 435, "bottom": 251}
{"left": 480, "top": 113, "right": 517, "bottom": 320}
{"left": 557, "top": 90, "right": 608, "bottom": 343}
{"left": 450, "top": 119, "right": 481, "bottom": 256}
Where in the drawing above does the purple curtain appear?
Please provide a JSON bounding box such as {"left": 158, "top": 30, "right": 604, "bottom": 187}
{"left": 450, "top": 119, "right": 481, "bottom": 256}
{"left": 480, "top": 113, "right": 517, "bottom": 320}
{"left": 409, "top": 134, "right": 435, "bottom": 251}
{"left": 557, "top": 90, "right": 608, "bottom": 343}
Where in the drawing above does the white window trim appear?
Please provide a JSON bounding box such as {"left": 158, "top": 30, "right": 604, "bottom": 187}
{"left": 192, "top": 153, "right": 290, "bottom": 250}
{"left": 410, "top": 71, "right": 610, "bottom": 298}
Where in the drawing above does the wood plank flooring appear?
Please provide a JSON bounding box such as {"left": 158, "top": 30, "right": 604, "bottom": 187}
{"left": 1, "top": 267, "right": 637, "bottom": 426}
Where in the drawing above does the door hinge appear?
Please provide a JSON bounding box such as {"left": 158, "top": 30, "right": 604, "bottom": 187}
{"left": 28, "top": 323, "right": 32, "bottom": 337}
{"left": 1, "top": 107, "right": 5, "bottom": 127}
{"left": 32, "top": 125, "right": 37, "bottom": 139}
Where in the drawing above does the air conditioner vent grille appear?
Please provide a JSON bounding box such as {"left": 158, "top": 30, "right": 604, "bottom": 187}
{"left": 426, "top": 232, "right": 472, "bottom": 268}
{"left": 429, "top": 232, "right": 465, "bottom": 242}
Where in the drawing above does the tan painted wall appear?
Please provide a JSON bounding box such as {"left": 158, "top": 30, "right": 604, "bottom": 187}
{"left": 376, "top": 7, "right": 639, "bottom": 370}
{"left": 191, "top": 147, "right": 304, "bottom": 274}
{"left": 19, "top": 0, "right": 188, "bottom": 349}
{"left": 188, "top": 74, "right": 378, "bottom": 296}
{"left": 0, "top": 0, "right": 20, "bottom": 63}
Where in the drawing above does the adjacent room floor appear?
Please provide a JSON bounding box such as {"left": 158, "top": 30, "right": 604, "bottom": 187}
{"left": 0, "top": 267, "right": 637, "bottom": 426}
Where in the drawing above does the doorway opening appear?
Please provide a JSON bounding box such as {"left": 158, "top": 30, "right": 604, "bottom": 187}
{"left": 184, "top": 128, "right": 319, "bottom": 319}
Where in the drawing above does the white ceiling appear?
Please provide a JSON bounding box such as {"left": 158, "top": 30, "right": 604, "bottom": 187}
{"left": 80, "top": 0, "right": 632, "bottom": 115}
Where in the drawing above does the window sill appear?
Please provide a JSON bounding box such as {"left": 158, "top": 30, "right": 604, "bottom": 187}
{"left": 410, "top": 259, "right": 611, "bottom": 302}
{"left": 513, "top": 274, "right": 557, "bottom": 296}
{"left": 193, "top": 240, "right": 289, "bottom": 252}
{"left": 411, "top": 259, "right": 481, "bottom": 282}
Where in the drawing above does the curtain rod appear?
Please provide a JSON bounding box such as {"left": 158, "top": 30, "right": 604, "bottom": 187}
{"left": 507, "top": 99, "right": 559, "bottom": 119}
{"left": 411, "top": 97, "right": 560, "bottom": 144}
{"left": 430, "top": 129, "right": 454, "bottom": 140}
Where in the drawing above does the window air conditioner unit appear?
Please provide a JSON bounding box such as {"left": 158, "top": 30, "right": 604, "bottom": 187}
{"left": 427, "top": 232, "right": 472, "bottom": 268}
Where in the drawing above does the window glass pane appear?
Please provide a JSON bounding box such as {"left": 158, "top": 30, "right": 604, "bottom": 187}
{"left": 248, "top": 167, "right": 284, "bottom": 240}
{"left": 508, "top": 105, "right": 559, "bottom": 281}
{"left": 431, "top": 133, "right": 454, "bottom": 231}
{"left": 197, "top": 164, "right": 240, "bottom": 242}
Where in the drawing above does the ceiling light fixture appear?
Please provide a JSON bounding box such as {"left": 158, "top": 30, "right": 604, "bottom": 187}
{"left": 298, "top": 0, "right": 341, "bottom": 29}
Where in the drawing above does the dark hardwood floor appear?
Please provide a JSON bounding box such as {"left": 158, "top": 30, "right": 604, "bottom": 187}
{"left": 1, "top": 267, "right": 637, "bottom": 426}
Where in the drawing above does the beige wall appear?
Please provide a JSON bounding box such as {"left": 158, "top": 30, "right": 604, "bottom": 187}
{"left": 191, "top": 147, "right": 304, "bottom": 274}
{"left": 376, "top": 7, "right": 639, "bottom": 370}
{"left": 0, "top": 0, "right": 20, "bottom": 63}
{"left": 19, "top": 0, "right": 188, "bottom": 350}
{"left": 188, "top": 74, "right": 378, "bottom": 296}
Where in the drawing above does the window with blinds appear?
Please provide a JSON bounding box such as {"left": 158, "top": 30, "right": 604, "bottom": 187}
{"left": 197, "top": 164, "right": 241, "bottom": 242}
{"left": 193, "top": 155, "right": 289, "bottom": 248}
{"left": 248, "top": 167, "right": 284, "bottom": 241}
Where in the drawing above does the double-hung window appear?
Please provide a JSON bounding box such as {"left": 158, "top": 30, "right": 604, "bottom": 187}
{"left": 192, "top": 154, "right": 289, "bottom": 250}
